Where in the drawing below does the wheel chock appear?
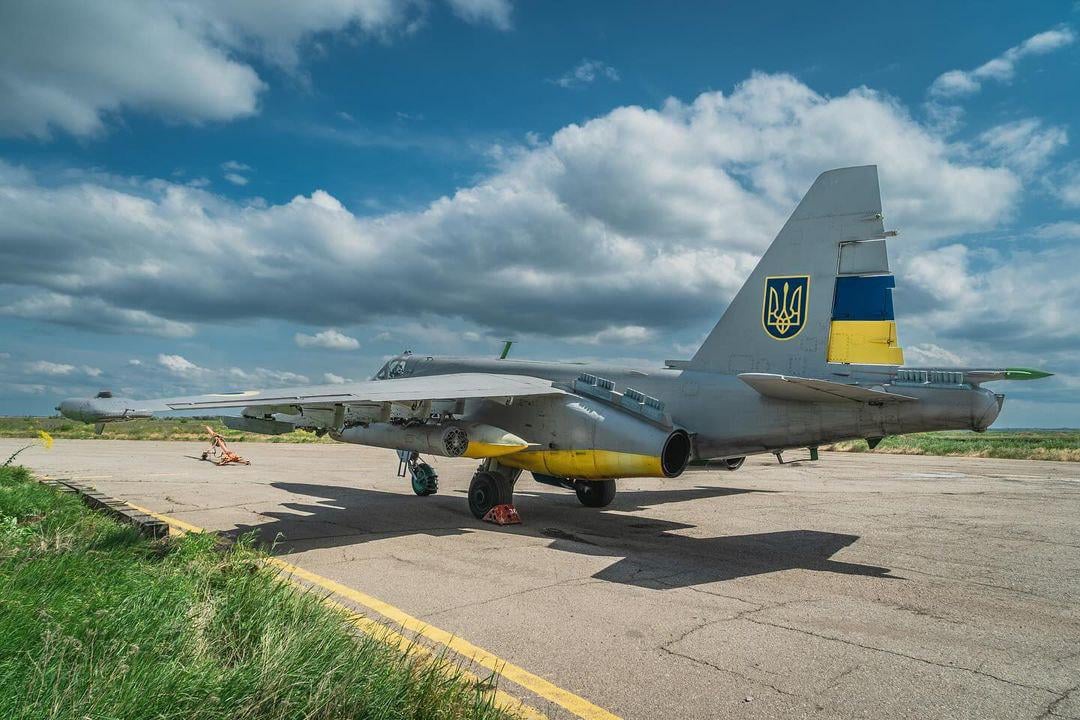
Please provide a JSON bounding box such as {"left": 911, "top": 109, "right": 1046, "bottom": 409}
{"left": 482, "top": 504, "right": 521, "bottom": 525}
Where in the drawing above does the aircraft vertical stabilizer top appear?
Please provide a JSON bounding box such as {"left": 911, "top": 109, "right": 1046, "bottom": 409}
{"left": 58, "top": 166, "right": 1052, "bottom": 519}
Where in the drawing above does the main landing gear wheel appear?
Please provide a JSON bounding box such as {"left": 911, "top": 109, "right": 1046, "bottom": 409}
{"left": 410, "top": 462, "right": 438, "bottom": 496}
{"left": 722, "top": 457, "right": 745, "bottom": 471}
{"left": 575, "top": 479, "right": 617, "bottom": 508}
{"left": 468, "top": 470, "right": 514, "bottom": 519}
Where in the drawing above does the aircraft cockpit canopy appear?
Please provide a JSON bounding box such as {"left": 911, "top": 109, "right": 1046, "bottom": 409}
{"left": 373, "top": 353, "right": 413, "bottom": 380}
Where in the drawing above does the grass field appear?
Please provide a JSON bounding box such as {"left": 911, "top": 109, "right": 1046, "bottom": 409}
{"left": 821, "top": 430, "right": 1080, "bottom": 462}
{"left": 2, "top": 416, "right": 1078, "bottom": 461}
{"left": 0, "top": 465, "right": 516, "bottom": 720}
{"left": 0, "top": 415, "right": 333, "bottom": 443}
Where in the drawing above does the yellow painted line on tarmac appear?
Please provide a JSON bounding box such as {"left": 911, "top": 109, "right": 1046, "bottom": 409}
{"left": 127, "top": 503, "right": 620, "bottom": 720}
{"left": 128, "top": 504, "right": 205, "bottom": 535}
{"left": 264, "top": 559, "right": 624, "bottom": 720}
{"left": 320, "top": 597, "right": 546, "bottom": 720}
{"left": 125, "top": 504, "right": 544, "bottom": 719}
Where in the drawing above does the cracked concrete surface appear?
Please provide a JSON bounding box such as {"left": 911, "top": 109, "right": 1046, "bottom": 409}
{"left": 7, "top": 439, "right": 1080, "bottom": 720}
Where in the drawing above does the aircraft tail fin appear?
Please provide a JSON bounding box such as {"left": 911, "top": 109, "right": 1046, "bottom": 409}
{"left": 687, "top": 165, "right": 904, "bottom": 376}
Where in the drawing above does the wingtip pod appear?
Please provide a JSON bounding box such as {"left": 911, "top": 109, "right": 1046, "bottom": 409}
{"left": 58, "top": 395, "right": 153, "bottom": 424}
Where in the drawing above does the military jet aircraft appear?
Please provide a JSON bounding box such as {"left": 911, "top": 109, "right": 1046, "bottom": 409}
{"left": 58, "top": 166, "right": 1051, "bottom": 520}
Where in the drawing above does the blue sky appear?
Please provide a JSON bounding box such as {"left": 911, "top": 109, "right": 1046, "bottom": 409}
{"left": 0, "top": 0, "right": 1078, "bottom": 426}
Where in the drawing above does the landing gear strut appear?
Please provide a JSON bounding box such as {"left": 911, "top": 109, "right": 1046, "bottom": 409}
{"left": 468, "top": 460, "right": 522, "bottom": 522}
{"left": 398, "top": 450, "right": 438, "bottom": 496}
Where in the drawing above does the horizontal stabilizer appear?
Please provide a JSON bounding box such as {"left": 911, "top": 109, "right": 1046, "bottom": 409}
{"left": 739, "top": 373, "right": 917, "bottom": 404}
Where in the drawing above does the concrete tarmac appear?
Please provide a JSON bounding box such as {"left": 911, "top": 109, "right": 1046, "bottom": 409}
{"left": 6, "top": 438, "right": 1080, "bottom": 720}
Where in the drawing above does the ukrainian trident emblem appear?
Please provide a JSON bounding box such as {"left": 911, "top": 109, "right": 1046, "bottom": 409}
{"left": 763, "top": 275, "right": 809, "bottom": 340}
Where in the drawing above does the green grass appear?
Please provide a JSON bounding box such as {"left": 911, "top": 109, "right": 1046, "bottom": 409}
{"left": 0, "top": 465, "right": 515, "bottom": 720}
{"left": 822, "top": 430, "right": 1080, "bottom": 462}
{"left": 0, "top": 416, "right": 333, "bottom": 443}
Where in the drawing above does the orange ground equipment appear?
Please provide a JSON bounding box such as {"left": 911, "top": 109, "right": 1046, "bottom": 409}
{"left": 482, "top": 504, "right": 521, "bottom": 525}
{"left": 200, "top": 426, "right": 250, "bottom": 466}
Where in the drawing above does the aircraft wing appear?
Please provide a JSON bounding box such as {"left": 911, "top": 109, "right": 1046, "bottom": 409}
{"left": 159, "top": 373, "right": 562, "bottom": 410}
{"left": 738, "top": 373, "right": 917, "bottom": 404}
{"left": 59, "top": 373, "right": 564, "bottom": 422}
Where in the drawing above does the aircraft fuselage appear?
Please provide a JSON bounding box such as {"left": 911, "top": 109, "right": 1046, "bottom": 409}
{"left": 394, "top": 355, "right": 1003, "bottom": 461}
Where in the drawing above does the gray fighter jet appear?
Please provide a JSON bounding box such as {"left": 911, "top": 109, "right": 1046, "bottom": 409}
{"left": 58, "top": 166, "right": 1051, "bottom": 519}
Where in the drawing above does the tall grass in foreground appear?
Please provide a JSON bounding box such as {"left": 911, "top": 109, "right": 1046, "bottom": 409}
{"left": 822, "top": 430, "right": 1080, "bottom": 462}
{"left": 0, "top": 466, "right": 512, "bottom": 720}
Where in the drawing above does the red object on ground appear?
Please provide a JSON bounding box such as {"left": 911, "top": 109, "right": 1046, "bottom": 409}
{"left": 482, "top": 504, "right": 521, "bottom": 525}
{"left": 200, "top": 425, "right": 250, "bottom": 466}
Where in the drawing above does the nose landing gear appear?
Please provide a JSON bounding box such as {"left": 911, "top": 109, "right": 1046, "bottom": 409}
{"left": 398, "top": 450, "right": 438, "bottom": 496}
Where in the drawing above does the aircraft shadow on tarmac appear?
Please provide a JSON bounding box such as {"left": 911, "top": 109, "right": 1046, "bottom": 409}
{"left": 228, "top": 480, "right": 893, "bottom": 588}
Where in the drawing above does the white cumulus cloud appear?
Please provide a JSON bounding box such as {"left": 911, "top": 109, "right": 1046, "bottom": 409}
{"left": 1, "top": 290, "right": 195, "bottom": 338}
{"left": 929, "top": 26, "right": 1075, "bottom": 98}
{"left": 25, "top": 360, "right": 76, "bottom": 376}
{"left": 977, "top": 118, "right": 1067, "bottom": 176}
{"left": 295, "top": 329, "right": 361, "bottom": 350}
{"left": 23, "top": 360, "right": 103, "bottom": 378}
{"left": 0, "top": 0, "right": 512, "bottom": 139}
{"left": 444, "top": 0, "right": 512, "bottom": 30}
{"left": 227, "top": 366, "right": 309, "bottom": 385}
{"left": 155, "top": 353, "right": 307, "bottom": 388}
{"left": 0, "top": 0, "right": 264, "bottom": 138}
{"left": 552, "top": 59, "right": 620, "bottom": 88}
{"left": 904, "top": 344, "right": 968, "bottom": 367}
{"left": 572, "top": 325, "right": 655, "bottom": 345}
{"left": 157, "top": 353, "right": 207, "bottom": 378}
{"left": 0, "top": 73, "right": 1035, "bottom": 347}
{"left": 1052, "top": 162, "right": 1080, "bottom": 208}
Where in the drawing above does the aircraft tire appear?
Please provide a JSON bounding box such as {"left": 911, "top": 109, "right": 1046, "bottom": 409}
{"left": 468, "top": 470, "right": 513, "bottom": 518}
{"left": 575, "top": 479, "right": 616, "bottom": 508}
{"left": 723, "top": 457, "right": 745, "bottom": 471}
{"left": 411, "top": 462, "right": 439, "bottom": 496}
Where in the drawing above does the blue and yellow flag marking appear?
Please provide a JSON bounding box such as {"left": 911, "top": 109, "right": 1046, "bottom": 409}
{"left": 827, "top": 274, "right": 904, "bottom": 365}
{"left": 832, "top": 275, "right": 895, "bottom": 321}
